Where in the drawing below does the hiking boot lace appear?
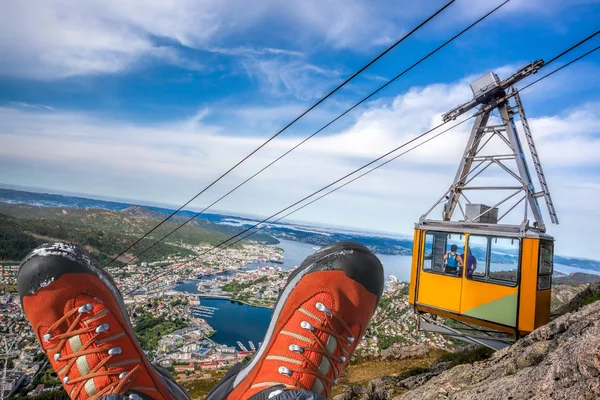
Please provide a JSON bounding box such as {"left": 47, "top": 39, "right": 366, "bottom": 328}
{"left": 43, "top": 303, "right": 139, "bottom": 400}
{"left": 259, "top": 302, "right": 354, "bottom": 398}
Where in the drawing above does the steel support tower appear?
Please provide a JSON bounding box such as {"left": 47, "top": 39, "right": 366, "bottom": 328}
{"left": 421, "top": 60, "right": 559, "bottom": 231}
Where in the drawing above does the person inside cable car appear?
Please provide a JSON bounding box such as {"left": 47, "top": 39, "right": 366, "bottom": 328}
{"left": 444, "top": 244, "right": 463, "bottom": 275}
{"left": 461, "top": 248, "right": 477, "bottom": 278}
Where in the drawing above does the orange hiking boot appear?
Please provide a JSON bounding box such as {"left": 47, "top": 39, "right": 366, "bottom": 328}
{"left": 17, "top": 243, "right": 190, "bottom": 400}
{"left": 206, "top": 242, "right": 384, "bottom": 400}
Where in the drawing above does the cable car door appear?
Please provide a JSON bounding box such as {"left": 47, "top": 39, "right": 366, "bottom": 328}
{"left": 459, "top": 235, "right": 520, "bottom": 329}
{"left": 416, "top": 231, "right": 465, "bottom": 313}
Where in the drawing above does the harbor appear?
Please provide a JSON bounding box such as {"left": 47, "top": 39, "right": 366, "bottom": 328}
{"left": 186, "top": 298, "right": 272, "bottom": 349}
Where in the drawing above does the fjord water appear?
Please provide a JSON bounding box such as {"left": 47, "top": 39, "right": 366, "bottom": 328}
{"left": 195, "top": 299, "right": 272, "bottom": 348}
{"left": 246, "top": 239, "right": 414, "bottom": 280}
{"left": 174, "top": 239, "right": 414, "bottom": 348}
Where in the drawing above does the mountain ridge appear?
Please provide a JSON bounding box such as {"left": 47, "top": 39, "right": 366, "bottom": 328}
{"left": 1, "top": 187, "right": 599, "bottom": 272}
{"left": 121, "top": 205, "right": 167, "bottom": 220}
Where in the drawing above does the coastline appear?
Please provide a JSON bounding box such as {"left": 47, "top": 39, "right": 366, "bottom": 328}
{"left": 225, "top": 297, "right": 273, "bottom": 310}
{"left": 181, "top": 288, "right": 274, "bottom": 310}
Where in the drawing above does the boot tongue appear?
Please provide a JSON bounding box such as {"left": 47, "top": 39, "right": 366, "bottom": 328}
{"left": 67, "top": 296, "right": 121, "bottom": 398}
{"left": 310, "top": 334, "right": 338, "bottom": 395}
{"left": 296, "top": 298, "right": 341, "bottom": 396}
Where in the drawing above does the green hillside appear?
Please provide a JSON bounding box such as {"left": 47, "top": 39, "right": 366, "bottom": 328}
{"left": 0, "top": 202, "right": 254, "bottom": 266}
{"left": 0, "top": 214, "right": 45, "bottom": 261}
{"left": 0, "top": 204, "right": 235, "bottom": 246}
{"left": 0, "top": 213, "right": 196, "bottom": 265}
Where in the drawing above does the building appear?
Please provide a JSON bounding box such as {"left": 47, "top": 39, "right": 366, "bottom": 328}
{"left": 173, "top": 363, "right": 194, "bottom": 372}
{"left": 1, "top": 372, "right": 26, "bottom": 398}
{"left": 219, "top": 346, "right": 236, "bottom": 354}
{"left": 27, "top": 384, "right": 45, "bottom": 397}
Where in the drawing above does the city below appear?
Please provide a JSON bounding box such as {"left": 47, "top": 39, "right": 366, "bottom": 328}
{"left": 0, "top": 239, "right": 453, "bottom": 398}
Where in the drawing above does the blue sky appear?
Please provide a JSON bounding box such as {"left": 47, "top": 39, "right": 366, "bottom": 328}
{"left": 1, "top": 0, "right": 599, "bottom": 258}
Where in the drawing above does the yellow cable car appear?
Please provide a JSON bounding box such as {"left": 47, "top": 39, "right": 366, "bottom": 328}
{"left": 409, "top": 222, "right": 554, "bottom": 338}
{"left": 408, "top": 62, "right": 558, "bottom": 349}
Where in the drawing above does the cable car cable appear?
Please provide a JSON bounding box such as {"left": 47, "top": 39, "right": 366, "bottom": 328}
{"left": 126, "top": 14, "right": 597, "bottom": 295}
{"left": 126, "top": 118, "right": 470, "bottom": 295}
{"left": 521, "top": 43, "right": 600, "bottom": 92}
{"left": 125, "top": 0, "right": 511, "bottom": 265}
{"left": 104, "top": 0, "right": 458, "bottom": 268}
{"left": 226, "top": 118, "right": 475, "bottom": 248}
{"left": 544, "top": 29, "right": 599, "bottom": 66}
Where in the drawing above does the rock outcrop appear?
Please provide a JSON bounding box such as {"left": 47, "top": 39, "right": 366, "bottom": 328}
{"left": 337, "top": 293, "right": 600, "bottom": 400}
{"left": 550, "top": 283, "right": 589, "bottom": 310}
{"left": 399, "top": 299, "right": 600, "bottom": 399}
{"left": 380, "top": 344, "right": 430, "bottom": 361}
{"left": 551, "top": 281, "right": 600, "bottom": 318}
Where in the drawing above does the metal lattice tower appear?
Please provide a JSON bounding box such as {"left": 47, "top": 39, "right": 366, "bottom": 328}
{"left": 512, "top": 89, "right": 559, "bottom": 224}
{"left": 421, "top": 61, "right": 559, "bottom": 231}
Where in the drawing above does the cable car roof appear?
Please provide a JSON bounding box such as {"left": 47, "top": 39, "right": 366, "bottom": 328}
{"left": 416, "top": 219, "right": 554, "bottom": 240}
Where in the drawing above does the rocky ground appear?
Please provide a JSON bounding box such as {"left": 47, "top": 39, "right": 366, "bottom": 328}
{"left": 551, "top": 283, "right": 589, "bottom": 310}
{"left": 334, "top": 282, "right": 600, "bottom": 400}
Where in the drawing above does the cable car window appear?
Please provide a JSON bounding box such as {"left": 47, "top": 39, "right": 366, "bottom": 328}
{"left": 423, "top": 233, "right": 434, "bottom": 271}
{"left": 489, "top": 237, "right": 519, "bottom": 283}
{"left": 539, "top": 240, "right": 553, "bottom": 276}
{"left": 466, "top": 235, "right": 487, "bottom": 279}
{"left": 538, "top": 240, "right": 553, "bottom": 290}
{"left": 422, "top": 231, "right": 464, "bottom": 277}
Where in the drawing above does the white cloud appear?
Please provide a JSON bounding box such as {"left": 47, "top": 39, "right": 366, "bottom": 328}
{"left": 208, "top": 47, "right": 304, "bottom": 57}
{"left": 1, "top": 73, "right": 599, "bottom": 257}
{"left": 1, "top": 0, "right": 587, "bottom": 79}
{"left": 0, "top": 0, "right": 402, "bottom": 78}
{"left": 241, "top": 57, "right": 342, "bottom": 100}
{"left": 9, "top": 102, "right": 54, "bottom": 111}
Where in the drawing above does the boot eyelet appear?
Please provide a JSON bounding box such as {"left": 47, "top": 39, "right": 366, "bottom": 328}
{"left": 78, "top": 303, "right": 93, "bottom": 313}
{"left": 315, "top": 302, "right": 331, "bottom": 315}
{"left": 289, "top": 344, "right": 304, "bottom": 353}
{"left": 43, "top": 333, "right": 52, "bottom": 342}
{"left": 95, "top": 323, "right": 109, "bottom": 333}
{"left": 108, "top": 347, "right": 122, "bottom": 356}
{"left": 347, "top": 336, "right": 355, "bottom": 344}
{"left": 62, "top": 376, "right": 69, "bottom": 384}
{"left": 278, "top": 366, "right": 292, "bottom": 376}
{"left": 300, "top": 321, "right": 314, "bottom": 331}
{"left": 53, "top": 353, "right": 61, "bottom": 361}
{"left": 119, "top": 371, "right": 128, "bottom": 379}
{"left": 340, "top": 355, "right": 347, "bottom": 363}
